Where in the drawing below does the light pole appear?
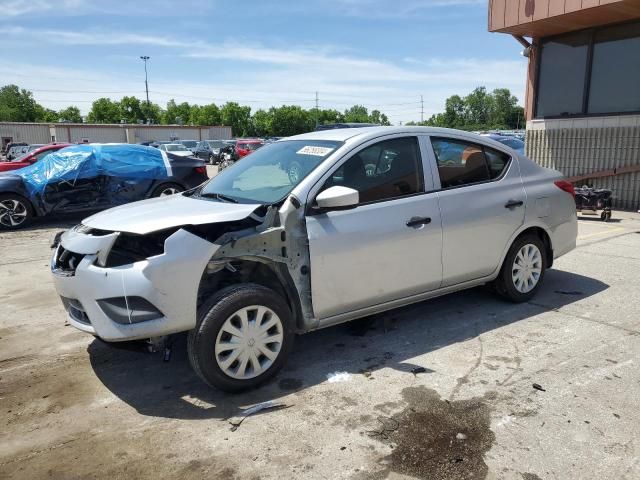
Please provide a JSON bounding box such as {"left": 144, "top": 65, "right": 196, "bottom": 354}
{"left": 140, "top": 56, "right": 150, "bottom": 122}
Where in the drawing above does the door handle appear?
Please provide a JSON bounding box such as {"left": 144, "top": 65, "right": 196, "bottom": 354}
{"left": 406, "top": 216, "right": 431, "bottom": 228}
{"left": 504, "top": 200, "right": 524, "bottom": 209}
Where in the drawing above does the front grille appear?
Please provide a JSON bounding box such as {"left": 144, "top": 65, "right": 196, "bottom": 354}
{"left": 61, "top": 297, "right": 91, "bottom": 325}
{"left": 52, "top": 247, "right": 85, "bottom": 276}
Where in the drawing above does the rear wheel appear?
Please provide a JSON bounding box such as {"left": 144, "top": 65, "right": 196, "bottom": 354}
{"left": 494, "top": 234, "right": 546, "bottom": 302}
{"left": 0, "top": 194, "right": 33, "bottom": 230}
{"left": 188, "top": 284, "right": 295, "bottom": 392}
{"left": 152, "top": 183, "right": 184, "bottom": 197}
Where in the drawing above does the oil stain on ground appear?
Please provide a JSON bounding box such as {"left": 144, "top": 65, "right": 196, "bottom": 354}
{"left": 367, "top": 386, "right": 495, "bottom": 480}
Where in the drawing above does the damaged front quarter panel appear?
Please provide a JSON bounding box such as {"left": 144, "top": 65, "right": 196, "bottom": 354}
{"left": 200, "top": 197, "right": 317, "bottom": 333}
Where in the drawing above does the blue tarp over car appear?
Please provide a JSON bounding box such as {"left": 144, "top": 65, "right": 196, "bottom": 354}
{"left": 14, "top": 144, "right": 171, "bottom": 197}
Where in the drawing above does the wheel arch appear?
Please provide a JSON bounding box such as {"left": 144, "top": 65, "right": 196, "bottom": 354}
{"left": 196, "top": 258, "right": 304, "bottom": 332}
{"left": 497, "top": 224, "right": 554, "bottom": 276}
{"left": 0, "top": 191, "right": 39, "bottom": 217}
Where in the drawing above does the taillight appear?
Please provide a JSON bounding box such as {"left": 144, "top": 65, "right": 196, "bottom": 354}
{"left": 554, "top": 180, "right": 575, "bottom": 198}
{"left": 194, "top": 166, "right": 207, "bottom": 175}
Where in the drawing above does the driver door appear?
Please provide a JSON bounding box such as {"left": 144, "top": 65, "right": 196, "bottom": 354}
{"left": 305, "top": 136, "right": 443, "bottom": 320}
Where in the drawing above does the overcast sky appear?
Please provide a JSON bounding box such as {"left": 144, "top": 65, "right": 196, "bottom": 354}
{"left": 0, "top": 0, "right": 527, "bottom": 124}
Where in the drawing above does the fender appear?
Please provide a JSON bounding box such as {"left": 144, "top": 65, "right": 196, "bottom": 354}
{"left": 491, "top": 220, "right": 555, "bottom": 279}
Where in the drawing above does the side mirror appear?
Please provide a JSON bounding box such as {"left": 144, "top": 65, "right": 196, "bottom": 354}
{"left": 315, "top": 186, "right": 359, "bottom": 210}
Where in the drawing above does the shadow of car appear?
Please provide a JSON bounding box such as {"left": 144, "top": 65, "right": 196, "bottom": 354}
{"left": 87, "top": 269, "right": 607, "bottom": 420}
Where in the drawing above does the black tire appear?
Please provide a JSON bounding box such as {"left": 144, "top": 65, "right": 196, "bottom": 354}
{"left": 493, "top": 234, "right": 547, "bottom": 303}
{"left": 151, "top": 183, "right": 184, "bottom": 197}
{"left": 0, "top": 194, "right": 33, "bottom": 230}
{"left": 188, "top": 283, "right": 295, "bottom": 392}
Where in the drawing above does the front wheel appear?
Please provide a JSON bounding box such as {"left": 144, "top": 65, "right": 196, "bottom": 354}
{"left": 0, "top": 194, "right": 33, "bottom": 230}
{"left": 494, "top": 234, "right": 546, "bottom": 303}
{"left": 188, "top": 284, "right": 295, "bottom": 392}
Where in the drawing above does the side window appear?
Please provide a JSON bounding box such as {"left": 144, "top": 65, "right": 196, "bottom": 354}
{"left": 484, "top": 147, "right": 511, "bottom": 180}
{"left": 322, "top": 137, "right": 423, "bottom": 204}
{"left": 431, "top": 138, "right": 490, "bottom": 188}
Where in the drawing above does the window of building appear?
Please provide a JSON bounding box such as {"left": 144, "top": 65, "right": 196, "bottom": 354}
{"left": 536, "top": 31, "right": 590, "bottom": 117}
{"left": 321, "top": 137, "right": 423, "bottom": 204}
{"left": 535, "top": 20, "right": 640, "bottom": 118}
{"left": 588, "top": 22, "right": 640, "bottom": 114}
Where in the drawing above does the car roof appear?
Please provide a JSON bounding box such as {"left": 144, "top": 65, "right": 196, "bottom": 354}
{"left": 287, "top": 126, "right": 497, "bottom": 143}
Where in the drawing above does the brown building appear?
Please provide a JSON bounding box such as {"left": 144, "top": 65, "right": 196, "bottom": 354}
{"left": 489, "top": 0, "right": 640, "bottom": 210}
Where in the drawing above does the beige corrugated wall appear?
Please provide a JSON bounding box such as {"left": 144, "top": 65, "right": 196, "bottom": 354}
{"left": 0, "top": 123, "right": 50, "bottom": 144}
{"left": 526, "top": 119, "right": 640, "bottom": 210}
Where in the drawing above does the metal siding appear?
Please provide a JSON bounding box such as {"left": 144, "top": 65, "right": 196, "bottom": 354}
{"left": 0, "top": 123, "right": 51, "bottom": 144}
{"left": 525, "top": 116, "right": 640, "bottom": 210}
{"left": 69, "top": 126, "right": 126, "bottom": 143}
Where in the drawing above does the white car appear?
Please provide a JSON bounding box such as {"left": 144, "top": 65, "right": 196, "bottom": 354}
{"left": 51, "top": 126, "right": 577, "bottom": 391}
{"left": 158, "top": 143, "right": 194, "bottom": 157}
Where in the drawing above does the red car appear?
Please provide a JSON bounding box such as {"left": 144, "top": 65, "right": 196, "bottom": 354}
{"left": 0, "top": 143, "right": 72, "bottom": 173}
{"left": 235, "top": 139, "right": 264, "bottom": 158}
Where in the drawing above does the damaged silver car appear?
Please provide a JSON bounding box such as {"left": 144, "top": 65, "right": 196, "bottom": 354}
{"left": 51, "top": 127, "right": 577, "bottom": 391}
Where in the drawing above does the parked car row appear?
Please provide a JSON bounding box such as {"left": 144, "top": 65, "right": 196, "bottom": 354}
{"left": 137, "top": 138, "right": 267, "bottom": 165}
{"left": 0, "top": 143, "right": 208, "bottom": 230}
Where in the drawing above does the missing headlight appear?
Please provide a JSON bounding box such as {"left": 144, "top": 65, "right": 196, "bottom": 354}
{"left": 103, "top": 228, "right": 178, "bottom": 268}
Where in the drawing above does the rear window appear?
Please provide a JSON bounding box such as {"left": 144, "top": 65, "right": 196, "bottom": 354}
{"left": 430, "top": 138, "right": 511, "bottom": 188}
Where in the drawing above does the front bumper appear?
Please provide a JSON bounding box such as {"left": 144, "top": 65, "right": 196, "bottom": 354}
{"left": 52, "top": 228, "right": 219, "bottom": 342}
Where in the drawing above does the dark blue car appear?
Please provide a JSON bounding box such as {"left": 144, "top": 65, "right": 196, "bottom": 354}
{"left": 0, "top": 144, "right": 208, "bottom": 230}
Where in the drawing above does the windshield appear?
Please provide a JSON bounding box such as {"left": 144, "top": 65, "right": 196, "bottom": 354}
{"left": 198, "top": 139, "right": 342, "bottom": 204}
{"left": 181, "top": 141, "right": 197, "bottom": 148}
{"left": 166, "top": 144, "right": 189, "bottom": 152}
{"left": 207, "top": 141, "right": 225, "bottom": 148}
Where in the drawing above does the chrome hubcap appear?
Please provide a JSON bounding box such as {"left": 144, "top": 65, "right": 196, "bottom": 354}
{"left": 512, "top": 244, "right": 542, "bottom": 293}
{"left": 215, "top": 305, "right": 284, "bottom": 380}
{"left": 0, "top": 199, "right": 28, "bottom": 227}
{"left": 160, "top": 187, "right": 179, "bottom": 196}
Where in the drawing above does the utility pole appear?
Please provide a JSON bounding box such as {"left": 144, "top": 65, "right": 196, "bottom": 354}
{"left": 140, "top": 56, "right": 150, "bottom": 123}
{"left": 420, "top": 95, "right": 424, "bottom": 124}
{"left": 315, "top": 91, "right": 319, "bottom": 128}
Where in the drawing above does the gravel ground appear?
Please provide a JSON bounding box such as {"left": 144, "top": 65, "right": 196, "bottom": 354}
{"left": 1, "top": 209, "right": 639, "bottom": 480}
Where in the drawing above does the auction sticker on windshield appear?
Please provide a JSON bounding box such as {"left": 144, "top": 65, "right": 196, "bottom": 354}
{"left": 296, "top": 146, "right": 335, "bottom": 157}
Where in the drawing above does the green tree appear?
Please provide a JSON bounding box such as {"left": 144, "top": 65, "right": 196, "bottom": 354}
{"left": 221, "top": 102, "right": 252, "bottom": 137}
{"left": 270, "top": 105, "right": 313, "bottom": 136}
{"left": 118, "top": 96, "right": 145, "bottom": 124}
{"left": 193, "top": 103, "right": 221, "bottom": 126}
{"left": 0, "top": 84, "right": 40, "bottom": 121}
{"left": 343, "top": 105, "right": 369, "bottom": 123}
{"left": 369, "top": 109, "right": 390, "bottom": 126}
{"left": 251, "top": 109, "right": 273, "bottom": 137}
{"left": 57, "top": 106, "right": 82, "bottom": 123}
{"left": 140, "top": 101, "right": 162, "bottom": 124}
{"left": 464, "top": 87, "right": 491, "bottom": 128}
{"left": 34, "top": 105, "right": 59, "bottom": 122}
{"left": 87, "top": 98, "right": 120, "bottom": 123}
{"left": 488, "top": 88, "right": 519, "bottom": 128}
{"left": 163, "top": 99, "right": 193, "bottom": 125}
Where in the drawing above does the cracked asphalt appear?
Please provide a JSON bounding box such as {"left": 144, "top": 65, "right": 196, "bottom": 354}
{"left": 1, "top": 209, "right": 639, "bottom": 480}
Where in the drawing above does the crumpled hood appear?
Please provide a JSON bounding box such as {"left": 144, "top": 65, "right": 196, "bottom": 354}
{"left": 82, "top": 194, "right": 263, "bottom": 234}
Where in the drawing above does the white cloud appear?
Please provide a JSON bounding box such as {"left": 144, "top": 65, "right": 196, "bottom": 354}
{"left": 0, "top": 0, "right": 213, "bottom": 17}
{"left": 0, "top": 25, "right": 526, "bottom": 124}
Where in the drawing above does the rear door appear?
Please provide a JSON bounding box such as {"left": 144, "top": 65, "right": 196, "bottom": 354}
{"left": 427, "top": 136, "right": 525, "bottom": 286}
{"left": 306, "top": 135, "right": 443, "bottom": 320}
